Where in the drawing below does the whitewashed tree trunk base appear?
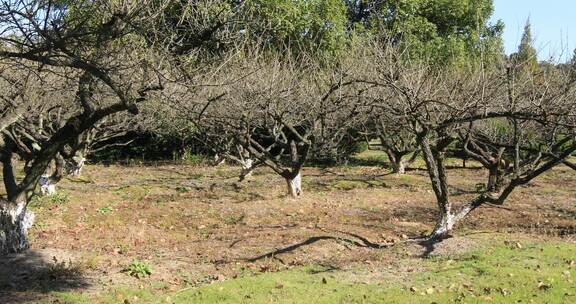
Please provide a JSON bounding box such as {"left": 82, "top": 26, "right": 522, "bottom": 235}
{"left": 397, "top": 161, "right": 407, "bottom": 174}
{"left": 429, "top": 200, "right": 479, "bottom": 240}
{"left": 238, "top": 159, "right": 255, "bottom": 182}
{"left": 39, "top": 175, "right": 57, "bottom": 196}
{"left": 0, "top": 201, "right": 35, "bottom": 255}
{"left": 70, "top": 157, "right": 86, "bottom": 177}
{"left": 430, "top": 213, "right": 454, "bottom": 240}
{"left": 213, "top": 154, "right": 225, "bottom": 166}
{"left": 286, "top": 172, "right": 302, "bottom": 198}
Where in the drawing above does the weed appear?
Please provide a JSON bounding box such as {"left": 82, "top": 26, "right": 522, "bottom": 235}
{"left": 47, "top": 192, "right": 70, "bottom": 204}
{"left": 214, "top": 169, "right": 229, "bottom": 178}
{"left": 31, "top": 191, "right": 70, "bottom": 207}
{"left": 96, "top": 206, "right": 114, "bottom": 214}
{"left": 80, "top": 253, "right": 101, "bottom": 270}
{"left": 223, "top": 214, "right": 245, "bottom": 225}
{"left": 114, "top": 185, "right": 151, "bottom": 200}
{"left": 123, "top": 260, "right": 152, "bottom": 279}
{"left": 46, "top": 256, "right": 83, "bottom": 279}
{"left": 333, "top": 180, "right": 363, "bottom": 190}
{"left": 175, "top": 186, "right": 192, "bottom": 193}
{"left": 174, "top": 147, "right": 205, "bottom": 165}
{"left": 475, "top": 183, "right": 487, "bottom": 192}
{"left": 115, "top": 243, "right": 129, "bottom": 255}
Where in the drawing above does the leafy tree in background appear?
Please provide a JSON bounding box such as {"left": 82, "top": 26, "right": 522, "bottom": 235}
{"left": 345, "top": 0, "right": 505, "bottom": 66}
{"left": 510, "top": 18, "right": 540, "bottom": 74}
{"left": 242, "top": 0, "right": 349, "bottom": 59}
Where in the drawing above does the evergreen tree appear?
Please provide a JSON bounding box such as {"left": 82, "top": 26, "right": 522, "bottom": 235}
{"left": 511, "top": 18, "right": 540, "bottom": 74}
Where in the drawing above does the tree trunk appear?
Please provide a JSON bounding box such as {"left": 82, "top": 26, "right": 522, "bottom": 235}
{"left": 38, "top": 155, "right": 67, "bottom": 195}
{"left": 239, "top": 158, "right": 254, "bottom": 181}
{"left": 429, "top": 196, "right": 483, "bottom": 240}
{"left": 70, "top": 154, "right": 86, "bottom": 177}
{"left": 286, "top": 172, "right": 302, "bottom": 198}
{"left": 487, "top": 166, "right": 498, "bottom": 191}
{"left": 487, "top": 165, "right": 506, "bottom": 193}
{"left": 386, "top": 151, "right": 400, "bottom": 173}
{"left": 1, "top": 151, "right": 18, "bottom": 199}
{"left": 420, "top": 135, "right": 455, "bottom": 240}
{"left": 0, "top": 199, "right": 35, "bottom": 255}
{"left": 429, "top": 211, "right": 455, "bottom": 240}
{"left": 39, "top": 174, "right": 57, "bottom": 196}
{"left": 388, "top": 150, "right": 417, "bottom": 174}
{"left": 213, "top": 154, "right": 225, "bottom": 166}
{"left": 395, "top": 160, "right": 407, "bottom": 174}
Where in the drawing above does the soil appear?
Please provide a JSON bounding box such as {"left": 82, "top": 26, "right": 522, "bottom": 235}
{"left": 1, "top": 160, "right": 575, "bottom": 303}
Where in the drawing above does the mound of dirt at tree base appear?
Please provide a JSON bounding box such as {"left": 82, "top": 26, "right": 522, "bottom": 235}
{"left": 403, "top": 236, "right": 480, "bottom": 258}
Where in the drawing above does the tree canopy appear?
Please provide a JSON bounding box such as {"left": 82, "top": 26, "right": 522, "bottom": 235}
{"left": 346, "top": 0, "right": 505, "bottom": 66}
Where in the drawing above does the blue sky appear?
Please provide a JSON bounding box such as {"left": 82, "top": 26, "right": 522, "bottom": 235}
{"left": 491, "top": 0, "right": 575, "bottom": 61}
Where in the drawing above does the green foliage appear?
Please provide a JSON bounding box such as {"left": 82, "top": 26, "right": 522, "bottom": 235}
{"left": 510, "top": 18, "right": 540, "bottom": 75}
{"left": 157, "top": 0, "right": 237, "bottom": 58}
{"left": 31, "top": 191, "right": 70, "bottom": 207}
{"left": 353, "top": 141, "right": 369, "bottom": 154}
{"left": 223, "top": 213, "right": 245, "bottom": 225}
{"left": 243, "top": 0, "right": 349, "bottom": 59}
{"left": 46, "top": 192, "right": 70, "bottom": 205}
{"left": 96, "top": 206, "right": 113, "bottom": 214}
{"left": 122, "top": 260, "right": 152, "bottom": 279}
{"left": 352, "top": 0, "right": 504, "bottom": 67}
{"left": 173, "top": 148, "right": 206, "bottom": 165}
{"left": 175, "top": 186, "right": 192, "bottom": 193}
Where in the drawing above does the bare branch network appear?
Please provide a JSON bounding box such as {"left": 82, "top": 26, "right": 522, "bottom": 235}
{"left": 1, "top": 0, "right": 575, "bottom": 255}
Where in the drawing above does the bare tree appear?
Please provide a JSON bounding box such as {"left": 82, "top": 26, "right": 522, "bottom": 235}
{"left": 0, "top": 0, "right": 169, "bottom": 254}
{"left": 361, "top": 45, "right": 576, "bottom": 239}
{"left": 167, "top": 50, "right": 367, "bottom": 197}
{"left": 362, "top": 112, "right": 419, "bottom": 174}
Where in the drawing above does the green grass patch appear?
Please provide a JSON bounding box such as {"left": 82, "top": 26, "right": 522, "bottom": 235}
{"left": 29, "top": 191, "right": 70, "bottom": 208}
{"left": 49, "top": 239, "right": 576, "bottom": 303}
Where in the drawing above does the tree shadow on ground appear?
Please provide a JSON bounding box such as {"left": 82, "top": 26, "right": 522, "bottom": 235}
{"left": 416, "top": 238, "right": 446, "bottom": 258}
{"left": 305, "top": 173, "right": 395, "bottom": 193}
{"left": 0, "top": 249, "right": 90, "bottom": 304}
{"left": 412, "top": 234, "right": 482, "bottom": 259}
{"left": 243, "top": 230, "right": 389, "bottom": 262}
{"left": 448, "top": 184, "right": 480, "bottom": 196}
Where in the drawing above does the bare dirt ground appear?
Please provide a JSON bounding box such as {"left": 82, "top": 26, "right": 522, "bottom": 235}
{"left": 1, "top": 159, "right": 575, "bottom": 303}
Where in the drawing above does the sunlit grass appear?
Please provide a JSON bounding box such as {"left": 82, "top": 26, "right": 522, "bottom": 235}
{"left": 51, "top": 240, "right": 576, "bottom": 303}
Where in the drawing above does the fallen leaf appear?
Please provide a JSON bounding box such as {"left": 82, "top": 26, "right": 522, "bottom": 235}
{"left": 537, "top": 281, "right": 551, "bottom": 291}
